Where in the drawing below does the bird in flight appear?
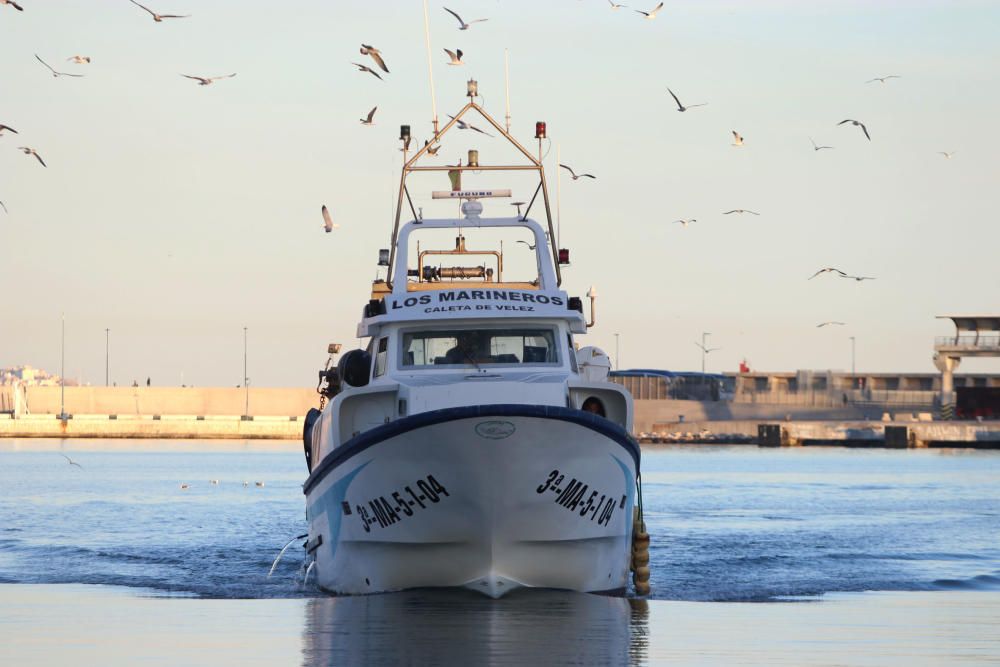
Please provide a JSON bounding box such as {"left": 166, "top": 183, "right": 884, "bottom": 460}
{"left": 36, "top": 54, "right": 84, "bottom": 78}
{"left": 866, "top": 75, "right": 900, "bottom": 84}
{"left": 816, "top": 321, "right": 846, "bottom": 328}
{"left": 667, "top": 88, "right": 706, "bottom": 112}
{"left": 424, "top": 140, "right": 441, "bottom": 155}
{"left": 447, "top": 114, "right": 493, "bottom": 136}
{"left": 608, "top": 0, "right": 628, "bottom": 8}
{"left": 673, "top": 219, "right": 696, "bottom": 227}
{"left": 181, "top": 73, "right": 236, "bottom": 86}
{"left": 444, "top": 48, "right": 464, "bottom": 66}
{"left": 636, "top": 2, "right": 663, "bottom": 19}
{"left": 1, "top": 0, "right": 24, "bottom": 11}
{"left": 129, "top": 0, "right": 189, "bottom": 22}
{"left": 0, "top": 123, "right": 18, "bottom": 136}
{"left": 60, "top": 453, "right": 83, "bottom": 469}
{"left": 67, "top": 55, "right": 91, "bottom": 64}
{"left": 444, "top": 7, "right": 488, "bottom": 30}
{"left": 360, "top": 106, "right": 378, "bottom": 126}
{"left": 810, "top": 137, "right": 834, "bottom": 151}
{"left": 360, "top": 44, "right": 389, "bottom": 73}
{"left": 559, "top": 164, "right": 596, "bottom": 180}
{"left": 938, "top": 151, "right": 956, "bottom": 159}
{"left": 18, "top": 147, "right": 46, "bottom": 167}
{"left": 351, "top": 62, "right": 383, "bottom": 80}
{"left": 808, "top": 267, "right": 846, "bottom": 280}
{"left": 731, "top": 130, "right": 744, "bottom": 147}
{"left": 723, "top": 209, "right": 759, "bottom": 216}
{"left": 0, "top": 200, "right": 7, "bottom": 214}
{"left": 694, "top": 341, "right": 721, "bottom": 354}
{"left": 841, "top": 274, "right": 876, "bottom": 282}
{"left": 321, "top": 205, "right": 339, "bottom": 233}
{"left": 838, "top": 119, "right": 871, "bottom": 141}
{"left": 516, "top": 240, "right": 537, "bottom": 250}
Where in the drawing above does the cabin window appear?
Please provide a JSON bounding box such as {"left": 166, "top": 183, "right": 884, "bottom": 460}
{"left": 401, "top": 328, "right": 559, "bottom": 368}
{"left": 567, "top": 334, "right": 579, "bottom": 373}
{"left": 374, "top": 337, "right": 389, "bottom": 377}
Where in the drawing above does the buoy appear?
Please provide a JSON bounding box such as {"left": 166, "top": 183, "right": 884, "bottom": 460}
{"left": 630, "top": 508, "right": 651, "bottom": 596}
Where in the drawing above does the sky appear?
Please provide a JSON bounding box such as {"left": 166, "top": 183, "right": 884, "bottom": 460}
{"left": 2, "top": 0, "right": 1000, "bottom": 387}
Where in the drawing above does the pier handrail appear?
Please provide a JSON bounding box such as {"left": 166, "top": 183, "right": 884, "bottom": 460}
{"left": 935, "top": 334, "right": 1000, "bottom": 348}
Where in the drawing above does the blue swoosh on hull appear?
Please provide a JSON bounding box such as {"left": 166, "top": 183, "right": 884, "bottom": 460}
{"left": 303, "top": 403, "right": 641, "bottom": 495}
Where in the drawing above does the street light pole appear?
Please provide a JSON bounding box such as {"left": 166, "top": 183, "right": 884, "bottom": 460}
{"left": 59, "top": 313, "right": 67, "bottom": 421}
{"left": 614, "top": 333, "right": 620, "bottom": 370}
{"left": 850, "top": 336, "right": 856, "bottom": 376}
{"left": 243, "top": 327, "right": 249, "bottom": 419}
{"left": 105, "top": 328, "right": 110, "bottom": 387}
{"left": 701, "top": 332, "right": 710, "bottom": 373}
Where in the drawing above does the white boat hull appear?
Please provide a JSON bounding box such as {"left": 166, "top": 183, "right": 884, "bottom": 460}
{"left": 303, "top": 405, "right": 639, "bottom": 597}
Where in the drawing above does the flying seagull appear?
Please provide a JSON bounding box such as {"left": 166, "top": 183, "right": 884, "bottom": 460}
{"left": 1, "top": 0, "right": 24, "bottom": 10}
{"left": 673, "top": 219, "right": 696, "bottom": 227}
{"left": 938, "top": 151, "right": 956, "bottom": 159}
{"left": 351, "top": 62, "right": 383, "bottom": 80}
{"left": 321, "top": 205, "right": 339, "bottom": 233}
{"left": 360, "top": 106, "right": 377, "bottom": 126}
{"left": 636, "top": 2, "right": 663, "bottom": 19}
{"left": 694, "top": 342, "right": 721, "bottom": 354}
{"left": 808, "top": 267, "right": 846, "bottom": 280}
{"left": 810, "top": 137, "right": 834, "bottom": 151}
{"left": 667, "top": 88, "right": 706, "bottom": 112}
{"left": 731, "top": 130, "right": 744, "bottom": 147}
{"left": 723, "top": 209, "right": 759, "bottom": 216}
{"left": 0, "top": 200, "right": 7, "bottom": 214}
{"left": 444, "top": 48, "right": 464, "bottom": 65}
{"left": 447, "top": 114, "right": 493, "bottom": 137}
{"left": 608, "top": 0, "right": 627, "bottom": 8}
{"left": 60, "top": 453, "right": 83, "bottom": 468}
{"left": 181, "top": 73, "right": 236, "bottom": 86}
{"left": 559, "top": 164, "right": 596, "bottom": 180}
{"left": 838, "top": 119, "right": 871, "bottom": 141}
{"left": 129, "top": 0, "right": 189, "bottom": 22}
{"left": 359, "top": 44, "right": 389, "bottom": 73}
{"left": 67, "top": 55, "right": 91, "bottom": 64}
{"left": 516, "top": 240, "right": 537, "bottom": 250}
{"left": 18, "top": 147, "right": 46, "bottom": 167}
{"left": 0, "top": 124, "right": 18, "bottom": 136}
{"left": 35, "top": 54, "right": 84, "bottom": 78}
{"left": 866, "top": 75, "right": 900, "bottom": 84}
{"left": 444, "top": 7, "right": 488, "bottom": 30}
{"left": 841, "top": 274, "right": 876, "bottom": 282}
{"left": 816, "top": 321, "right": 846, "bottom": 328}
{"left": 180, "top": 483, "right": 189, "bottom": 489}
{"left": 424, "top": 140, "right": 441, "bottom": 155}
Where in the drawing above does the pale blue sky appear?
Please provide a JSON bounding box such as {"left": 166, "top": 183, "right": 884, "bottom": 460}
{"left": 2, "top": 0, "right": 999, "bottom": 386}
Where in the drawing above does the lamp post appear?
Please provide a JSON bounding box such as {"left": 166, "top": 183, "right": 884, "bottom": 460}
{"left": 701, "top": 332, "right": 710, "bottom": 374}
{"left": 614, "top": 333, "right": 620, "bottom": 371}
{"left": 850, "top": 336, "right": 856, "bottom": 376}
{"left": 243, "top": 327, "right": 249, "bottom": 419}
{"left": 105, "top": 328, "right": 110, "bottom": 387}
{"left": 59, "top": 313, "right": 67, "bottom": 421}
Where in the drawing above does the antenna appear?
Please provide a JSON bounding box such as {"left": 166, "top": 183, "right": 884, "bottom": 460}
{"left": 504, "top": 49, "right": 511, "bottom": 133}
{"left": 422, "top": 0, "right": 439, "bottom": 135}
{"left": 556, "top": 143, "right": 562, "bottom": 250}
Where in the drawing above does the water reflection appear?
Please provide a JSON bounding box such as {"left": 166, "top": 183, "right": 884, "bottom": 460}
{"left": 302, "top": 589, "right": 648, "bottom": 666}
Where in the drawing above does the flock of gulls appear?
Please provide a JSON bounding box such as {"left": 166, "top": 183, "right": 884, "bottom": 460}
{"left": 58, "top": 451, "right": 266, "bottom": 490}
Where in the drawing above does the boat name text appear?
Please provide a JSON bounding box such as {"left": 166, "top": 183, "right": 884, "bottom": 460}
{"left": 536, "top": 469, "right": 622, "bottom": 527}
{"left": 387, "top": 290, "right": 565, "bottom": 315}
{"left": 354, "top": 475, "right": 450, "bottom": 532}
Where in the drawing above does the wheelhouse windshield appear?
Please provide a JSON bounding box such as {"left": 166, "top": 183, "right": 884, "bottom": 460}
{"left": 402, "top": 328, "right": 559, "bottom": 368}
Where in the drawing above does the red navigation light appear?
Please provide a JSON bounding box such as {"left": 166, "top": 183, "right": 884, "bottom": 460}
{"left": 535, "top": 121, "right": 547, "bottom": 139}
{"left": 558, "top": 248, "right": 570, "bottom": 265}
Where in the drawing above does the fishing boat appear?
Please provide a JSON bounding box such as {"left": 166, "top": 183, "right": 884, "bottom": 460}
{"left": 301, "top": 82, "right": 644, "bottom": 598}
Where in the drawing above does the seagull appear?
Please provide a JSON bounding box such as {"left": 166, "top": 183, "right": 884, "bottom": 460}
{"left": 360, "top": 106, "right": 377, "bottom": 126}
{"left": 60, "top": 453, "right": 83, "bottom": 468}
{"left": 810, "top": 137, "right": 834, "bottom": 151}
{"left": 0, "top": 124, "right": 18, "bottom": 136}
{"left": 210, "top": 479, "right": 219, "bottom": 485}
{"left": 321, "top": 205, "right": 339, "bottom": 233}
{"left": 559, "top": 164, "right": 596, "bottom": 180}
{"left": 511, "top": 201, "right": 526, "bottom": 217}
{"left": 866, "top": 75, "right": 901, "bottom": 84}
{"left": 731, "top": 130, "right": 744, "bottom": 147}
{"left": 447, "top": 114, "right": 493, "bottom": 137}
{"left": 0, "top": 201, "right": 7, "bottom": 214}
{"left": 129, "top": 0, "right": 189, "bottom": 22}
{"left": 444, "top": 48, "right": 464, "bottom": 65}
{"left": 359, "top": 44, "right": 389, "bottom": 73}
{"left": 808, "top": 267, "right": 847, "bottom": 280}
{"left": 35, "top": 54, "right": 84, "bottom": 78}
{"left": 424, "top": 140, "right": 441, "bottom": 155}
{"left": 242, "top": 480, "right": 249, "bottom": 487}
{"left": 608, "top": 0, "right": 627, "bottom": 8}
{"left": 837, "top": 119, "right": 871, "bottom": 141}
{"left": 18, "top": 147, "right": 46, "bottom": 167}
{"left": 180, "top": 483, "right": 190, "bottom": 490}
{"left": 444, "top": 7, "right": 488, "bottom": 30}
{"left": 636, "top": 2, "right": 663, "bottom": 18}
{"left": 723, "top": 209, "right": 759, "bottom": 216}
{"left": 841, "top": 274, "right": 876, "bottom": 282}
{"left": 667, "top": 88, "right": 706, "bottom": 112}
{"left": 694, "top": 342, "right": 721, "bottom": 354}
{"left": 181, "top": 73, "right": 236, "bottom": 86}
{"left": 255, "top": 481, "right": 265, "bottom": 487}
{"left": 938, "top": 151, "right": 956, "bottom": 159}
{"left": 516, "top": 240, "right": 537, "bottom": 250}
{"left": 673, "top": 219, "right": 696, "bottom": 227}
{"left": 67, "top": 56, "right": 91, "bottom": 64}
{"left": 1, "top": 0, "right": 24, "bottom": 10}
{"left": 816, "top": 321, "right": 846, "bottom": 328}
{"left": 351, "top": 62, "right": 383, "bottom": 80}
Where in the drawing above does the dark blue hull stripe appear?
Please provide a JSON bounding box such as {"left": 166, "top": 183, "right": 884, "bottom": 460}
{"left": 303, "top": 403, "right": 640, "bottom": 496}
